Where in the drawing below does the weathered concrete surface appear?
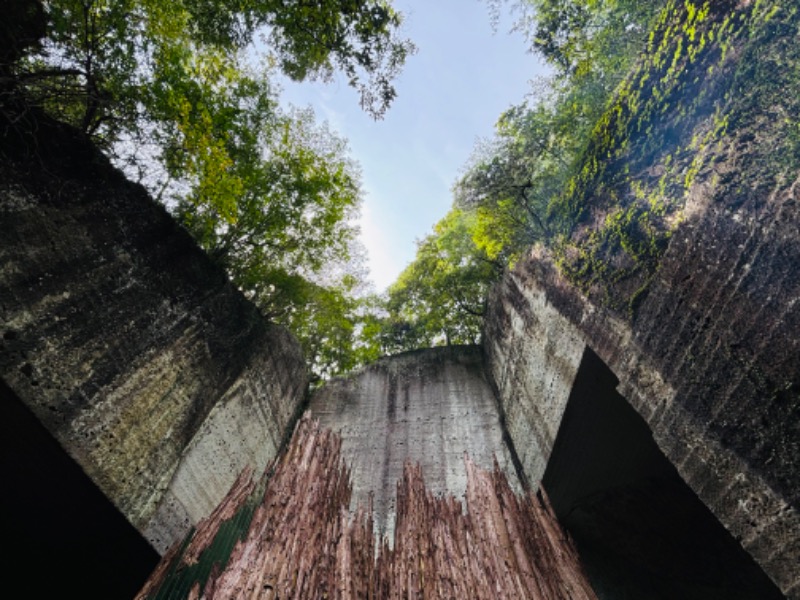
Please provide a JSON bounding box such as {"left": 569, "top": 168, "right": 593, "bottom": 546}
{"left": 139, "top": 337, "right": 307, "bottom": 552}
{"left": 0, "top": 108, "right": 308, "bottom": 553}
{"left": 486, "top": 146, "right": 800, "bottom": 600}
{"left": 308, "top": 345, "right": 519, "bottom": 539}
{"left": 485, "top": 3, "right": 799, "bottom": 595}
{"left": 487, "top": 248, "right": 799, "bottom": 597}
{"left": 484, "top": 15, "right": 800, "bottom": 600}
{"left": 540, "top": 347, "right": 785, "bottom": 599}
{"left": 483, "top": 270, "right": 587, "bottom": 488}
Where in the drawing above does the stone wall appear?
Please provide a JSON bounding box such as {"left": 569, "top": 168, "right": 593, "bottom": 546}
{"left": 484, "top": 3, "right": 799, "bottom": 595}
{"left": 482, "top": 270, "right": 587, "bottom": 488}
{"left": 0, "top": 110, "right": 308, "bottom": 553}
{"left": 486, "top": 236, "right": 798, "bottom": 598}
{"left": 307, "top": 345, "right": 519, "bottom": 540}
{"left": 484, "top": 74, "right": 800, "bottom": 600}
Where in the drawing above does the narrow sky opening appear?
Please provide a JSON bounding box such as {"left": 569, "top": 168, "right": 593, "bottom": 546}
{"left": 277, "top": 0, "right": 549, "bottom": 292}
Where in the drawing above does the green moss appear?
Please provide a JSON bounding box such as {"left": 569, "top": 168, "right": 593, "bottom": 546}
{"left": 550, "top": 0, "right": 797, "bottom": 319}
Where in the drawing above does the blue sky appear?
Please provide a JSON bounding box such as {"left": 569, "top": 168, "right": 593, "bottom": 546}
{"left": 277, "top": 1, "right": 549, "bottom": 292}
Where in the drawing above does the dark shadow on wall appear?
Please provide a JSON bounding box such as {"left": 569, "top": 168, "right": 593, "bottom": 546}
{"left": 0, "top": 379, "right": 159, "bottom": 599}
{"left": 542, "top": 347, "right": 785, "bottom": 600}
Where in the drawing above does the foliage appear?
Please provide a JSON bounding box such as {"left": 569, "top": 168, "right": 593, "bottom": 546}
{"left": 550, "top": 0, "right": 745, "bottom": 312}
{"left": 7, "top": 0, "right": 413, "bottom": 381}
{"left": 454, "top": 101, "right": 575, "bottom": 264}
{"left": 332, "top": 0, "right": 795, "bottom": 358}
{"left": 264, "top": 270, "right": 384, "bottom": 384}
{"left": 263, "top": 0, "right": 414, "bottom": 117}
{"left": 18, "top": 0, "right": 413, "bottom": 130}
{"left": 518, "top": 0, "right": 658, "bottom": 81}
{"left": 172, "top": 106, "right": 379, "bottom": 383}
{"left": 14, "top": 0, "right": 414, "bottom": 212}
{"left": 175, "top": 107, "right": 359, "bottom": 307}
{"left": 372, "top": 0, "right": 668, "bottom": 354}
{"left": 536, "top": 0, "right": 799, "bottom": 318}
{"left": 380, "top": 209, "right": 502, "bottom": 354}
{"left": 457, "top": 1, "right": 667, "bottom": 257}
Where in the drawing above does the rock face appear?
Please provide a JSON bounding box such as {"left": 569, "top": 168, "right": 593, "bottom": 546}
{"left": 0, "top": 109, "right": 308, "bottom": 553}
{"left": 484, "top": 2, "right": 800, "bottom": 595}
{"left": 485, "top": 241, "right": 798, "bottom": 599}
{"left": 307, "top": 345, "right": 520, "bottom": 539}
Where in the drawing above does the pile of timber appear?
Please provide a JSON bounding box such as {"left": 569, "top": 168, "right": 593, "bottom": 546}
{"left": 137, "top": 417, "right": 597, "bottom": 600}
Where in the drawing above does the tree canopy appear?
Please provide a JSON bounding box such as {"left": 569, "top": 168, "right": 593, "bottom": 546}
{"left": 381, "top": 209, "right": 502, "bottom": 354}
{"left": 380, "top": 0, "right": 668, "bottom": 352}
{"left": 7, "top": 0, "right": 681, "bottom": 377}
{"left": 7, "top": 0, "right": 413, "bottom": 382}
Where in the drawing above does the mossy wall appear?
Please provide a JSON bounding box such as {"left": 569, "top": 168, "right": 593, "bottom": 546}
{"left": 486, "top": 1, "right": 799, "bottom": 595}
{"left": 0, "top": 107, "right": 308, "bottom": 553}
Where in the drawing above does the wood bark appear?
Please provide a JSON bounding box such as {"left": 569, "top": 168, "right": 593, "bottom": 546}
{"left": 137, "top": 417, "right": 597, "bottom": 600}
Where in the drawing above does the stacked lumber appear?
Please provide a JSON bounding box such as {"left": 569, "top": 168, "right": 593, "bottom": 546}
{"left": 137, "top": 417, "right": 596, "bottom": 600}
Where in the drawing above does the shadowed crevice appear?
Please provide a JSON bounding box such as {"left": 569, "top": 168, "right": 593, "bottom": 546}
{"left": 542, "top": 347, "right": 785, "bottom": 599}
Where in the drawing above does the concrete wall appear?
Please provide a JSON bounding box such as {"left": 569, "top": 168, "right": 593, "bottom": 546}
{"left": 308, "top": 345, "right": 519, "bottom": 540}
{"left": 482, "top": 270, "right": 587, "bottom": 487}
{"left": 483, "top": 4, "right": 799, "bottom": 595}
{"left": 0, "top": 112, "right": 308, "bottom": 553}
{"left": 486, "top": 254, "right": 798, "bottom": 596}
{"left": 484, "top": 170, "right": 800, "bottom": 600}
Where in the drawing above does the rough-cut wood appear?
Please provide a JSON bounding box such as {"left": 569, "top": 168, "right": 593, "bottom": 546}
{"left": 181, "top": 467, "right": 257, "bottom": 566}
{"left": 138, "top": 417, "right": 597, "bottom": 599}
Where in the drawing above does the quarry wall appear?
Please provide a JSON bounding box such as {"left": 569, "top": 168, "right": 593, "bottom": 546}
{"left": 482, "top": 9, "right": 800, "bottom": 594}
{"left": 484, "top": 256, "right": 798, "bottom": 597}
{"left": 0, "top": 111, "right": 308, "bottom": 553}
{"left": 1, "top": 3, "right": 797, "bottom": 597}
{"left": 480, "top": 4, "right": 800, "bottom": 595}
{"left": 307, "top": 345, "right": 519, "bottom": 540}
{"left": 1, "top": 109, "right": 794, "bottom": 592}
